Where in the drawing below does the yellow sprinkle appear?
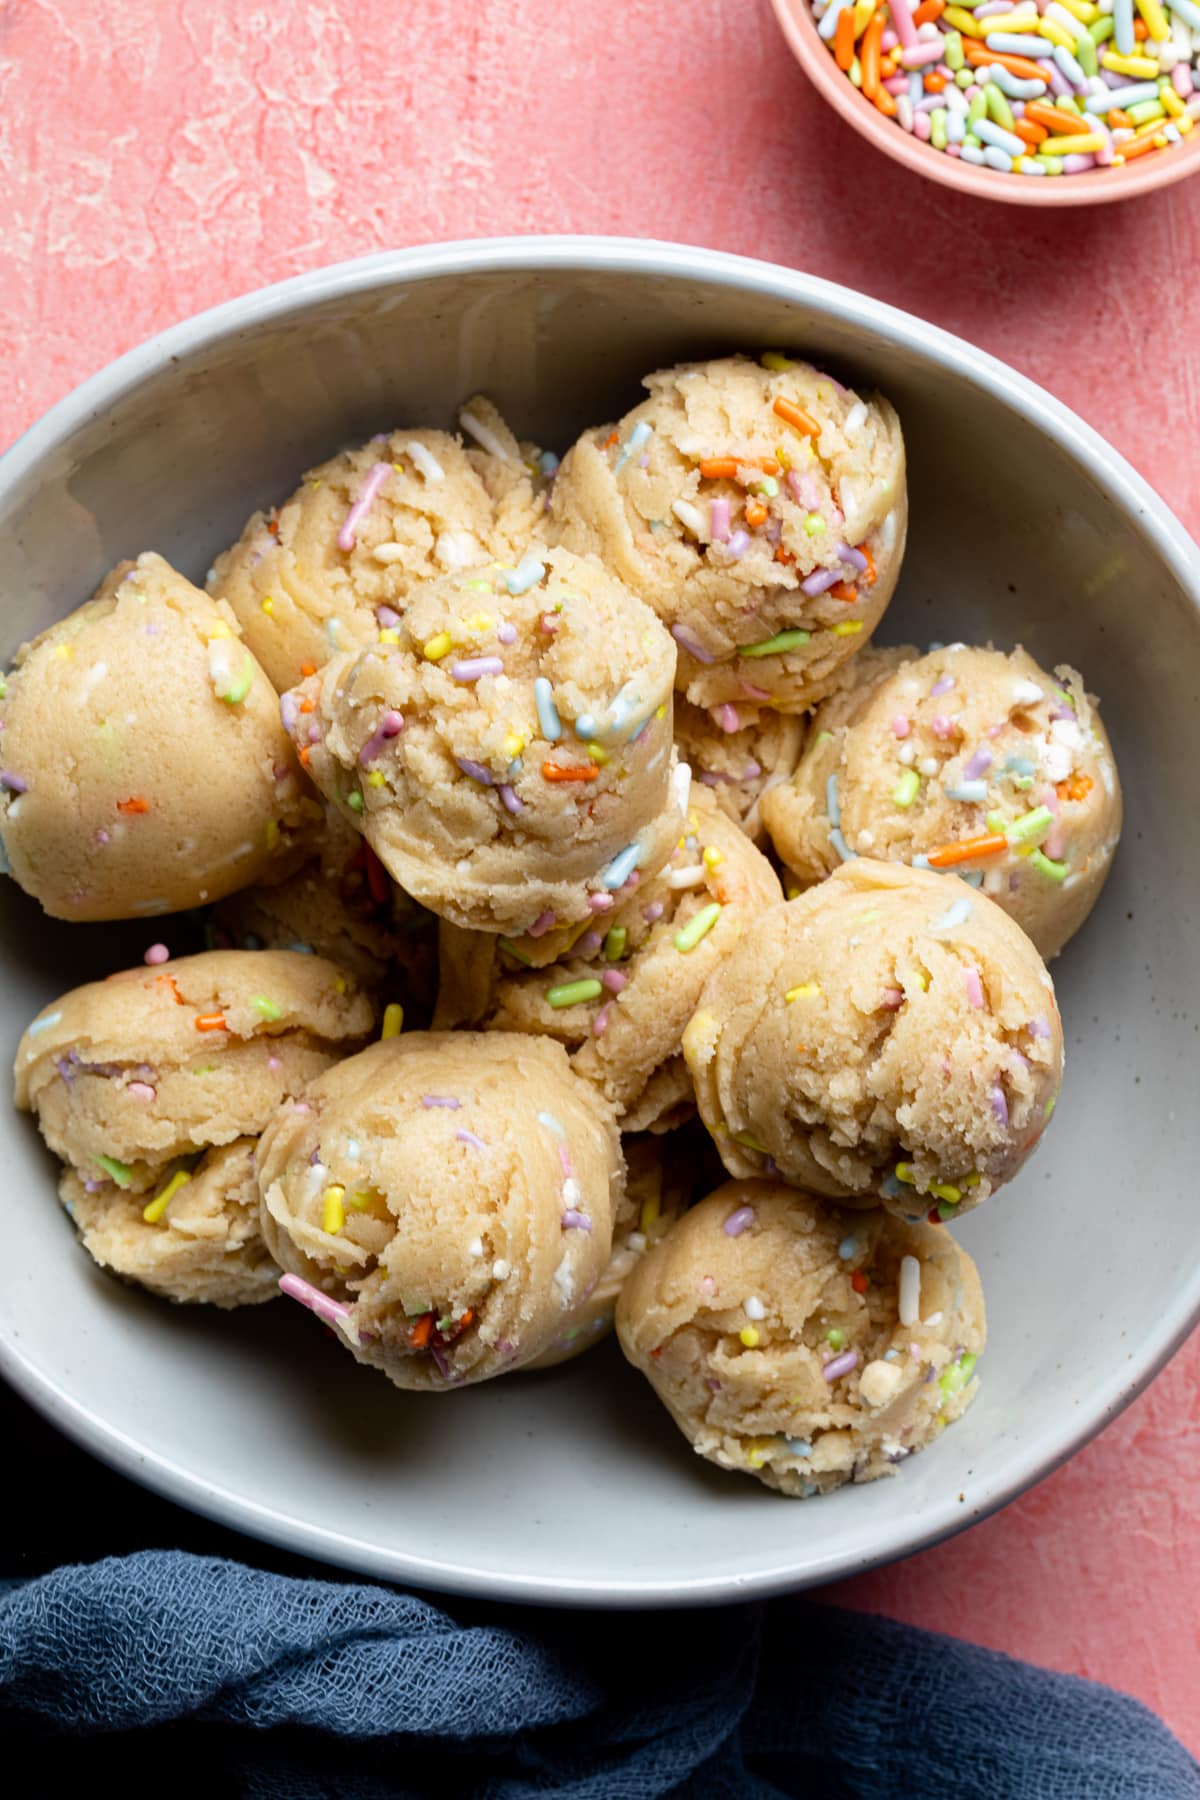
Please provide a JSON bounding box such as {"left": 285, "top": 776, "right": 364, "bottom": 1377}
{"left": 1179, "top": 113, "right": 1195, "bottom": 136}
{"left": 206, "top": 621, "right": 233, "bottom": 640}
{"left": 655, "top": 703, "right": 667, "bottom": 720}
{"left": 143, "top": 1170, "right": 190, "bottom": 1224}
{"left": 1101, "top": 51, "right": 1160, "bottom": 76}
{"left": 963, "top": 1171, "right": 982, "bottom": 1188}
{"left": 1038, "top": 18, "right": 1076, "bottom": 47}
{"left": 745, "top": 1436, "right": 774, "bottom": 1467}
{"left": 334, "top": 974, "right": 347, "bottom": 994}
{"left": 53, "top": 643, "right": 73, "bottom": 660}
{"left": 731, "top": 1129, "right": 768, "bottom": 1153}
{"left": 774, "top": 444, "right": 792, "bottom": 470}
{"left": 639, "top": 1193, "right": 661, "bottom": 1234}
{"left": 1161, "top": 85, "right": 1185, "bottom": 118}
{"left": 1134, "top": 0, "right": 1170, "bottom": 36}
{"left": 263, "top": 819, "right": 280, "bottom": 851}
{"left": 929, "top": 1182, "right": 962, "bottom": 1204}
{"left": 378, "top": 628, "right": 400, "bottom": 645}
{"left": 943, "top": 4, "right": 985, "bottom": 32}
{"left": 587, "top": 742, "right": 610, "bottom": 766}
{"left": 702, "top": 845, "right": 724, "bottom": 870}
{"left": 785, "top": 982, "right": 821, "bottom": 1002}
{"left": 852, "top": 0, "right": 875, "bottom": 30}
{"left": 367, "top": 769, "right": 386, "bottom": 787}
{"left": 391, "top": 462, "right": 405, "bottom": 475}
{"left": 894, "top": 1162, "right": 916, "bottom": 1184}
{"left": 465, "top": 612, "right": 495, "bottom": 632}
{"left": 261, "top": 596, "right": 275, "bottom": 616}
{"left": 423, "top": 632, "right": 453, "bottom": 661}
{"left": 832, "top": 621, "right": 863, "bottom": 637}
{"left": 900, "top": 967, "right": 928, "bottom": 996}
{"left": 739, "top": 1326, "right": 761, "bottom": 1349}
{"left": 502, "top": 731, "right": 528, "bottom": 760}
{"left": 1056, "top": 0, "right": 1098, "bottom": 18}
{"left": 323, "top": 1185, "right": 346, "bottom": 1234}
{"left": 381, "top": 1002, "right": 404, "bottom": 1039}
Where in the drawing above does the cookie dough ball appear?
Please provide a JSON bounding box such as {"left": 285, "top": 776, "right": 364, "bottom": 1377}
{"left": 682, "top": 861, "right": 1063, "bottom": 1216}
{"left": 435, "top": 786, "right": 783, "bottom": 1131}
{"left": 548, "top": 355, "right": 906, "bottom": 712}
{"left": 257, "top": 1033, "right": 623, "bottom": 1388}
{"left": 59, "top": 1139, "right": 277, "bottom": 1309}
{"left": 208, "top": 400, "right": 545, "bottom": 693}
{"left": 283, "top": 546, "right": 681, "bottom": 951}
{"left": 526, "top": 1129, "right": 702, "bottom": 1369}
{"left": 760, "top": 643, "right": 1122, "bottom": 961}
{"left": 15, "top": 949, "right": 374, "bottom": 1195}
{"left": 616, "top": 1182, "right": 985, "bottom": 1497}
{"left": 673, "top": 696, "right": 805, "bottom": 845}
{"left": 212, "top": 804, "right": 438, "bottom": 1013}
{"left": 0, "top": 554, "right": 315, "bottom": 922}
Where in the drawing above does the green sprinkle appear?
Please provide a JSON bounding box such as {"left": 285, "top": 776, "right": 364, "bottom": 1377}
{"left": 968, "top": 92, "right": 987, "bottom": 125}
{"left": 674, "top": 902, "right": 722, "bottom": 953}
{"left": 93, "top": 1154, "right": 134, "bottom": 1189}
{"left": 827, "top": 1327, "right": 846, "bottom": 1350}
{"left": 499, "top": 937, "right": 535, "bottom": 966}
{"left": 756, "top": 476, "right": 779, "bottom": 498}
{"left": 803, "top": 513, "right": 826, "bottom": 538}
{"left": 940, "top": 1351, "right": 978, "bottom": 1399}
{"left": 0, "top": 676, "right": 7, "bottom": 698}
{"left": 985, "top": 80, "right": 1014, "bottom": 129}
{"left": 1089, "top": 14, "right": 1113, "bottom": 39}
{"left": 251, "top": 995, "right": 282, "bottom": 1022}
{"left": 546, "top": 978, "right": 603, "bottom": 1008}
{"left": 814, "top": 729, "right": 833, "bottom": 746}
{"left": 891, "top": 769, "right": 920, "bottom": 809}
{"left": 985, "top": 809, "right": 1006, "bottom": 834}
{"left": 943, "top": 27, "right": 964, "bottom": 68}
{"left": 1030, "top": 849, "right": 1067, "bottom": 883}
{"left": 222, "top": 653, "right": 254, "bottom": 704}
{"left": 1045, "top": 1094, "right": 1057, "bottom": 1119}
{"left": 603, "top": 926, "right": 627, "bottom": 962}
{"left": 848, "top": 53, "right": 862, "bottom": 86}
{"left": 1077, "top": 31, "right": 1097, "bottom": 75}
{"left": 931, "top": 107, "right": 948, "bottom": 151}
{"left": 963, "top": 1171, "right": 982, "bottom": 1188}
{"left": 739, "top": 629, "right": 810, "bottom": 658}
{"left": 732, "top": 1129, "right": 769, "bottom": 1153}
{"left": 1006, "top": 805, "right": 1053, "bottom": 848}
{"left": 761, "top": 351, "right": 794, "bottom": 371}
{"left": 346, "top": 790, "right": 364, "bottom": 814}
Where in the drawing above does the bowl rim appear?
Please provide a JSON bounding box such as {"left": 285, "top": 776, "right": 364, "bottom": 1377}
{"left": 766, "top": 0, "right": 1200, "bottom": 209}
{"left": 2, "top": 234, "right": 1199, "bottom": 1605}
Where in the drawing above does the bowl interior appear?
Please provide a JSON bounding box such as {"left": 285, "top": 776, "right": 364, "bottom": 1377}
{"left": 768, "top": 0, "right": 1200, "bottom": 207}
{"left": 2, "top": 244, "right": 1198, "bottom": 1601}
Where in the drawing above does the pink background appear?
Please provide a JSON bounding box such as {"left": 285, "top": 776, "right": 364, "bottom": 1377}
{"left": 1, "top": 0, "right": 1197, "bottom": 1753}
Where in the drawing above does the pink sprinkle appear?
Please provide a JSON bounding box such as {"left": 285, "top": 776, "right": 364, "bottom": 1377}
{"left": 358, "top": 710, "right": 404, "bottom": 766}
{"left": 913, "top": 111, "right": 931, "bottom": 141}
{"left": 526, "top": 909, "right": 557, "bottom": 938}
{"left": 376, "top": 604, "right": 401, "bottom": 629}
{"left": 740, "top": 682, "right": 771, "bottom": 702}
{"left": 714, "top": 703, "right": 740, "bottom": 735}
{"left": 965, "top": 968, "right": 984, "bottom": 1010}
{"left": 723, "top": 1205, "right": 755, "bottom": 1237}
{"left": 1045, "top": 825, "right": 1065, "bottom": 861}
{"left": 602, "top": 969, "right": 626, "bottom": 993}
{"left": 823, "top": 1349, "right": 860, "bottom": 1382}
{"left": 742, "top": 760, "right": 762, "bottom": 780}
{"left": 621, "top": 871, "right": 640, "bottom": 891}
{"left": 587, "top": 892, "right": 614, "bottom": 914}
{"left": 900, "top": 39, "right": 943, "bottom": 68}
{"left": 881, "top": 26, "right": 898, "bottom": 49}
{"left": 643, "top": 901, "right": 664, "bottom": 924}
{"left": 671, "top": 624, "right": 714, "bottom": 665}
{"left": 279, "top": 1272, "right": 356, "bottom": 1333}
{"left": 95, "top": 830, "right": 110, "bottom": 845}
{"left": 539, "top": 614, "right": 558, "bottom": 635}
{"left": 1172, "top": 63, "right": 1193, "bottom": 99}
{"left": 143, "top": 943, "right": 170, "bottom": 965}
{"left": 891, "top": 715, "right": 910, "bottom": 740}
{"left": 456, "top": 1128, "right": 487, "bottom": 1150}
{"left": 337, "top": 461, "right": 391, "bottom": 552}
{"left": 127, "top": 1081, "right": 156, "bottom": 1102}
{"left": 592, "top": 1006, "right": 610, "bottom": 1036}
{"left": 497, "top": 622, "right": 518, "bottom": 645}
{"left": 710, "top": 497, "right": 731, "bottom": 543}
{"left": 705, "top": 1376, "right": 721, "bottom": 1392}
{"left": 579, "top": 931, "right": 603, "bottom": 955}
{"left": 931, "top": 715, "right": 956, "bottom": 740}
{"left": 559, "top": 1145, "right": 572, "bottom": 1177}
{"left": 881, "top": 987, "right": 904, "bottom": 1011}
{"left": 422, "top": 1094, "right": 461, "bottom": 1109}
{"left": 699, "top": 1276, "right": 716, "bottom": 1295}
{"left": 991, "top": 1085, "right": 1009, "bottom": 1129}
{"left": 267, "top": 1056, "right": 282, "bottom": 1071}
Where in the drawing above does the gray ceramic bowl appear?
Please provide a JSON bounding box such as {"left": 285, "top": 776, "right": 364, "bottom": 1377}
{"left": 2, "top": 238, "right": 1198, "bottom": 1604}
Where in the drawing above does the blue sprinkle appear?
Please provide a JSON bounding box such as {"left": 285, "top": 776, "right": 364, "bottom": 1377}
{"left": 287, "top": 940, "right": 314, "bottom": 954}
{"left": 574, "top": 714, "right": 597, "bottom": 740}
{"left": 880, "top": 1174, "right": 904, "bottom": 1200}
{"left": 959, "top": 869, "right": 985, "bottom": 889}
{"left": 534, "top": 677, "right": 562, "bottom": 742}
{"left": 614, "top": 419, "right": 652, "bottom": 473}
{"left": 599, "top": 842, "right": 642, "bottom": 890}
{"left": 537, "top": 1111, "right": 566, "bottom": 1138}
{"left": 943, "top": 780, "right": 989, "bottom": 804}
{"left": 1004, "top": 755, "right": 1036, "bottom": 778}
{"left": 825, "top": 773, "right": 841, "bottom": 830}
{"left": 911, "top": 853, "right": 932, "bottom": 871}
{"left": 837, "top": 1235, "right": 859, "bottom": 1261}
{"left": 539, "top": 450, "right": 560, "bottom": 476}
{"left": 27, "top": 1010, "right": 63, "bottom": 1036}
{"left": 785, "top": 1438, "right": 812, "bottom": 1459}
{"left": 830, "top": 827, "right": 855, "bottom": 863}
{"left": 884, "top": 1349, "right": 899, "bottom": 1361}
{"left": 505, "top": 553, "right": 546, "bottom": 596}
{"left": 929, "top": 896, "right": 972, "bottom": 932}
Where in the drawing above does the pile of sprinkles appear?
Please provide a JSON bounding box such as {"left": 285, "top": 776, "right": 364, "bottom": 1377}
{"left": 811, "top": 0, "right": 1200, "bottom": 178}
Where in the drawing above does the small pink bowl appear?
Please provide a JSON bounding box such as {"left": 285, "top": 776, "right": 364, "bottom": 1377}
{"left": 769, "top": 0, "right": 1200, "bottom": 205}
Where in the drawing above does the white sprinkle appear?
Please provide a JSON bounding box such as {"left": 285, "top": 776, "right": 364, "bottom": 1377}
{"left": 744, "top": 1295, "right": 765, "bottom": 1320}
{"left": 925, "top": 1310, "right": 943, "bottom": 1327}
{"left": 435, "top": 529, "right": 484, "bottom": 570}
{"left": 859, "top": 1359, "right": 905, "bottom": 1408}
{"left": 468, "top": 1236, "right": 484, "bottom": 1258}
{"left": 553, "top": 1254, "right": 575, "bottom": 1306}
{"left": 81, "top": 660, "right": 108, "bottom": 694}
{"left": 405, "top": 440, "right": 445, "bottom": 483}
{"left": 918, "top": 756, "right": 939, "bottom": 777}
{"left": 897, "top": 743, "right": 915, "bottom": 767}
{"left": 844, "top": 401, "right": 868, "bottom": 436}
{"left": 492, "top": 1258, "right": 511, "bottom": 1280}
{"left": 671, "top": 499, "right": 706, "bottom": 536}
{"left": 1011, "top": 679, "right": 1044, "bottom": 706}
{"left": 898, "top": 1254, "right": 921, "bottom": 1327}
{"left": 372, "top": 541, "right": 408, "bottom": 564}
{"left": 459, "top": 408, "right": 515, "bottom": 463}
{"left": 562, "top": 1177, "right": 581, "bottom": 1208}
{"left": 666, "top": 864, "right": 706, "bottom": 889}
{"left": 671, "top": 760, "right": 692, "bottom": 818}
{"left": 626, "top": 1231, "right": 647, "bottom": 1254}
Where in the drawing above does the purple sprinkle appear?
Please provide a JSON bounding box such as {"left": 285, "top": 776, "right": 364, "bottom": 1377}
{"left": 456, "top": 757, "right": 495, "bottom": 785}
{"left": 710, "top": 497, "right": 731, "bottom": 542}
{"left": 727, "top": 529, "right": 751, "bottom": 559}
{"left": 95, "top": 829, "right": 110, "bottom": 845}
{"left": 823, "top": 1349, "right": 860, "bottom": 1382}
{"left": 579, "top": 931, "right": 603, "bottom": 955}
{"left": 422, "top": 1094, "right": 461, "bottom": 1109}
{"left": 723, "top": 1205, "right": 755, "bottom": 1237}
{"left": 1027, "top": 1017, "right": 1051, "bottom": 1039}
{"left": 801, "top": 567, "right": 840, "bottom": 597}
{"left": 642, "top": 901, "right": 664, "bottom": 923}
{"left": 765, "top": 517, "right": 781, "bottom": 545}
{"left": 931, "top": 674, "right": 955, "bottom": 698}
{"left": 375, "top": 604, "right": 401, "bottom": 629}
{"left": 561, "top": 1209, "right": 592, "bottom": 1232}
{"left": 456, "top": 1129, "right": 487, "bottom": 1150}
{"left": 602, "top": 969, "right": 626, "bottom": 993}
{"left": 742, "top": 760, "right": 763, "bottom": 780}
{"left": 740, "top": 681, "right": 771, "bottom": 701}
{"left": 837, "top": 542, "right": 868, "bottom": 573}
{"left": 963, "top": 748, "right": 993, "bottom": 781}
{"left": 279, "top": 693, "right": 299, "bottom": 732}
{"left": 705, "top": 1377, "right": 722, "bottom": 1393}
{"left": 54, "top": 1057, "right": 76, "bottom": 1086}
{"left": 358, "top": 709, "right": 404, "bottom": 765}
{"left": 526, "top": 909, "right": 557, "bottom": 937}
{"left": 450, "top": 656, "right": 503, "bottom": 682}
{"left": 497, "top": 622, "right": 518, "bottom": 645}
{"left": 671, "top": 624, "right": 714, "bottom": 665}
{"left": 991, "top": 1084, "right": 1009, "bottom": 1128}
{"left": 498, "top": 783, "right": 524, "bottom": 815}
{"left": 429, "top": 1343, "right": 452, "bottom": 1379}
{"left": 307, "top": 721, "right": 321, "bottom": 743}
{"left": 1, "top": 770, "right": 28, "bottom": 793}
{"left": 697, "top": 770, "right": 729, "bottom": 787}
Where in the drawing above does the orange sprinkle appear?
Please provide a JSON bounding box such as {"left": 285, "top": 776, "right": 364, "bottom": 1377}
{"left": 699, "top": 457, "right": 738, "bottom": 480}
{"left": 1133, "top": 14, "right": 1148, "bottom": 36}
{"left": 879, "top": 53, "right": 897, "bottom": 78}
{"left": 266, "top": 517, "right": 280, "bottom": 538}
{"left": 542, "top": 761, "right": 599, "bottom": 783}
{"left": 961, "top": 41, "right": 1044, "bottom": 80}
{"left": 875, "top": 86, "right": 898, "bottom": 117}
{"left": 1119, "top": 132, "right": 1163, "bottom": 159}
{"left": 926, "top": 832, "right": 1008, "bottom": 870}
{"left": 1014, "top": 118, "right": 1047, "bottom": 148}
{"left": 830, "top": 581, "right": 859, "bottom": 603}
{"left": 603, "top": 429, "right": 619, "bottom": 449}
{"left": 409, "top": 1312, "right": 434, "bottom": 1349}
{"left": 861, "top": 13, "right": 885, "bottom": 98}
{"left": 195, "top": 1013, "right": 227, "bottom": 1032}
{"left": 834, "top": 4, "right": 855, "bottom": 70}
{"left": 744, "top": 499, "right": 769, "bottom": 529}
{"left": 1057, "top": 772, "right": 1094, "bottom": 804}
{"left": 757, "top": 458, "right": 781, "bottom": 477}
{"left": 1109, "top": 107, "right": 1134, "bottom": 130}
{"left": 156, "top": 974, "right": 184, "bottom": 1005}
{"left": 299, "top": 662, "right": 318, "bottom": 678}
{"left": 775, "top": 546, "right": 795, "bottom": 565}
{"left": 298, "top": 697, "right": 315, "bottom": 714}
{"left": 913, "top": 0, "right": 946, "bottom": 19}
{"left": 298, "top": 745, "right": 311, "bottom": 767}
{"left": 1026, "top": 101, "right": 1095, "bottom": 135}
{"left": 117, "top": 797, "right": 149, "bottom": 815}
{"left": 772, "top": 397, "right": 821, "bottom": 437}
{"left": 851, "top": 1270, "right": 870, "bottom": 1294}
{"left": 924, "top": 72, "right": 947, "bottom": 93}
{"left": 861, "top": 545, "right": 877, "bottom": 587}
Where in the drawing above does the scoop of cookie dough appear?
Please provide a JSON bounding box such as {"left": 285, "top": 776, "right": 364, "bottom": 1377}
{"left": 683, "top": 861, "right": 1063, "bottom": 1216}
{"left": 282, "top": 546, "right": 681, "bottom": 951}
{"left": 212, "top": 803, "right": 438, "bottom": 1013}
{"left": 257, "top": 1033, "right": 623, "bottom": 1388}
{"left": 547, "top": 355, "right": 906, "bottom": 712}
{"left": 0, "top": 553, "right": 315, "bottom": 922}
{"left": 616, "top": 1181, "right": 985, "bottom": 1496}
{"left": 673, "top": 696, "right": 805, "bottom": 845}
{"left": 434, "top": 785, "right": 782, "bottom": 1130}
{"left": 208, "top": 399, "right": 546, "bottom": 693}
{"left": 15, "top": 949, "right": 374, "bottom": 1195}
{"left": 59, "top": 1139, "right": 277, "bottom": 1309}
{"left": 760, "top": 643, "right": 1122, "bottom": 961}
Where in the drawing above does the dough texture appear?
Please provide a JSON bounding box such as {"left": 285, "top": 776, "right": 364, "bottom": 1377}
{"left": 761, "top": 643, "right": 1121, "bottom": 959}
{"left": 617, "top": 1181, "right": 985, "bottom": 1496}
{"left": 208, "top": 399, "right": 547, "bottom": 693}
{"left": 547, "top": 355, "right": 906, "bottom": 711}
{"left": 673, "top": 696, "right": 805, "bottom": 845}
{"left": 435, "top": 785, "right": 782, "bottom": 1130}
{"left": 0, "top": 553, "right": 315, "bottom": 921}
{"left": 257, "top": 1032, "right": 624, "bottom": 1388}
{"left": 683, "top": 861, "right": 1063, "bottom": 1215}
{"left": 281, "top": 546, "right": 681, "bottom": 949}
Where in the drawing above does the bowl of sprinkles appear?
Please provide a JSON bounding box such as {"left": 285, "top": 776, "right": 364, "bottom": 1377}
{"left": 770, "top": 0, "right": 1200, "bottom": 200}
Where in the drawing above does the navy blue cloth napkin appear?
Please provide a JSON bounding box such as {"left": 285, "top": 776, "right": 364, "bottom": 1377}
{"left": 1, "top": 1548, "right": 1197, "bottom": 1798}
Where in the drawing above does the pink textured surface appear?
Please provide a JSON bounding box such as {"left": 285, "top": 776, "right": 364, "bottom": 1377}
{"left": 1, "top": 0, "right": 1197, "bottom": 1753}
